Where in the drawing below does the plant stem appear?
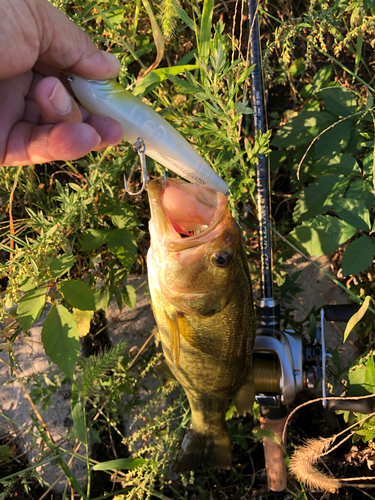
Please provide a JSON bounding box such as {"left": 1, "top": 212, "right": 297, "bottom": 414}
{"left": 84, "top": 399, "right": 92, "bottom": 500}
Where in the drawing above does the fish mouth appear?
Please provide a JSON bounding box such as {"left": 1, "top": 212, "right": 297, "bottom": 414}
{"left": 148, "top": 178, "right": 228, "bottom": 251}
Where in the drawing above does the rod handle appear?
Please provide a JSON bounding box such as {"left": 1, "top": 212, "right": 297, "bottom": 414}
{"left": 260, "top": 415, "right": 287, "bottom": 493}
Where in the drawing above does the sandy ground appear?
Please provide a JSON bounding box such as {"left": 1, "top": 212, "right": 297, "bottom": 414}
{"left": 0, "top": 310, "right": 87, "bottom": 494}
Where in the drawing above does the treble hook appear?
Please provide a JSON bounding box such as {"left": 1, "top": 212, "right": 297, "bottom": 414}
{"left": 124, "top": 138, "right": 148, "bottom": 196}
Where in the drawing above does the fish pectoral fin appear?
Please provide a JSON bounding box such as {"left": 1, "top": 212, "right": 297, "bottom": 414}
{"left": 175, "top": 427, "right": 232, "bottom": 473}
{"left": 157, "top": 360, "right": 178, "bottom": 382}
{"left": 164, "top": 309, "right": 181, "bottom": 373}
{"left": 233, "top": 368, "right": 255, "bottom": 416}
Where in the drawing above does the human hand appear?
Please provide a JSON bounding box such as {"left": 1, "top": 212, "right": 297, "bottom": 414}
{"left": 0, "top": 0, "right": 124, "bottom": 166}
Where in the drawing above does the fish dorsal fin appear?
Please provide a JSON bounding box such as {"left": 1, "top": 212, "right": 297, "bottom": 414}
{"left": 164, "top": 309, "right": 181, "bottom": 373}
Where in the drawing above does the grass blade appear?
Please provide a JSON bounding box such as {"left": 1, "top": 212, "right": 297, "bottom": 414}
{"left": 199, "top": 0, "right": 214, "bottom": 62}
{"left": 93, "top": 458, "right": 146, "bottom": 471}
{"left": 140, "top": 0, "right": 165, "bottom": 79}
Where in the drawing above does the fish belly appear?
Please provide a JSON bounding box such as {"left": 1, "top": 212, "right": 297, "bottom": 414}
{"left": 148, "top": 258, "right": 255, "bottom": 471}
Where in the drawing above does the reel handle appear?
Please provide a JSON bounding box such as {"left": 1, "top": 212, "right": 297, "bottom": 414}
{"left": 324, "top": 304, "right": 361, "bottom": 322}
{"left": 325, "top": 398, "right": 373, "bottom": 414}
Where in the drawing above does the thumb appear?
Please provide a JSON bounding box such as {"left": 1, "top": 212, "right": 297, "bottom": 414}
{"left": 35, "top": 0, "right": 120, "bottom": 79}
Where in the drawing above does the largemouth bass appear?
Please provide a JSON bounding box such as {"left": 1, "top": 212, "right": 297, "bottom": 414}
{"left": 147, "top": 177, "right": 256, "bottom": 472}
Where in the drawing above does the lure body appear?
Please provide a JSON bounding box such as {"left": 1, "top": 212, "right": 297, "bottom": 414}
{"left": 68, "top": 75, "right": 229, "bottom": 195}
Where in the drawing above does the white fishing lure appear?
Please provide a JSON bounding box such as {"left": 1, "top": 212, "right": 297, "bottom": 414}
{"left": 68, "top": 75, "right": 229, "bottom": 195}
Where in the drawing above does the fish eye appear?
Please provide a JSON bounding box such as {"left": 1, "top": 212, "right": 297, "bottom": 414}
{"left": 211, "top": 251, "right": 231, "bottom": 268}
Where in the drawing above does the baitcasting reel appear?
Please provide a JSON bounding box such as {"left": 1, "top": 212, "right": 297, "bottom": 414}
{"left": 252, "top": 300, "right": 373, "bottom": 496}
{"left": 253, "top": 301, "right": 373, "bottom": 414}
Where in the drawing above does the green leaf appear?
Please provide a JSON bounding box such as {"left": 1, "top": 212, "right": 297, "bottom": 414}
{"left": 0, "top": 444, "right": 14, "bottom": 463}
{"left": 344, "top": 296, "right": 371, "bottom": 342}
{"left": 111, "top": 205, "right": 139, "bottom": 229}
{"left": 93, "top": 287, "right": 111, "bottom": 311}
{"left": 71, "top": 384, "right": 87, "bottom": 445}
{"left": 365, "top": 355, "right": 375, "bottom": 393}
{"left": 288, "top": 148, "right": 315, "bottom": 186}
{"left": 362, "top": 149, "right": 375, "bottom": 178}
{"left": 345, "top": 124, "right": 368, "bottom": 154}
{"left": 167, "top": 74, "right": 203, "bottom": 94}
{"left": 175, "top": 2, "right": 195, "bottom": 30}
{"left": 81, "top": 229, "right": 111, "bottom": 252}
{"left": 271, "top": 111, "right": 334, "bottom": 148}
{"left": 41, "top": 303, "right": 79, "bottom": 379}
{"left": 314, "top": 119, "right": 352, "bottom": 158}
{"left": 318, "top": 86, "right": 357, "bottom": 117}
{"left": 92, "top": 458, "right": 146, "bottom": 471}
{"left": 234, "top": 102, "right": 253, "bottom": 115}
{"left": 59, "top": 280, "right": 96, "bottom": 311}
{"left": 122, "top": 285, "right": 137, "bottom": 310}
{"left": 354, "top": 429, "right": 375, "bottom": 440}
{"left": 48, "top": 254, "right": 75, "bottom": 279}
{"left": 107, "top": 228, "right": 137, "bottom": 269}
{"left": 72, "top": 309, "right": 94, "bottom": 337}
{"left": 18, "top": 287, "right": 47, "bottom": 331}
{"left": 199, "top": 0, "right": 214, "bottom": 62}
{"left": 313, "top": 153, "right": 360, "bottom": 176}
{"left": 333, "top": 198, "right": 371, "bottom": 231}
{"left": 105, "top": 7, "right": 124, "bottom": 25}
{"left": 90, "top": 427, "right": 101, "bottom": 444}
{"left": 289, "top": 57, "right": 304, "bottom": 77}
{"left": 19, "top": 278, "right": 38, "bottom": 292}
{"left": 341, "top": 236, "right": 375, "bottom": 276}
{"left": 346, "top": 179, "right": 375, "bottom": 209}
{"left": 293, "top": 175, "right": 341, "bottom": 222}
{"left": 302, "top": 66, "right": 333, "bottom": 97}
{"left": 289, "top": 215, "right": 357, "bottom": 257}
{"left": 269, "top": 150, "right": 287, "bottom": 172}
{"left": 134, "top": 64, "right": 199, "bottom": 96}
{"left": 348, "top": 364, "right": 368, "bottom": 396}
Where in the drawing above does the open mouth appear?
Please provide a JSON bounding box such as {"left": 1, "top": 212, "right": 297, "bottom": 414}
{"left": 171, "top": 223, "right": 208, "bottom": 238}
{"left": 160, "top": 179, "right": 225, "bottom": 241}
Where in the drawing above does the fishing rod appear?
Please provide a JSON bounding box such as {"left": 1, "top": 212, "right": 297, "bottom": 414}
{"left": 247, "top": 1, "right": 287, "bottom": 497}
{"left": 248, "top": 0, "right": 280, "bottom": 331}
{"left": 247, "top": 2, "right": 373, "bottom": 498}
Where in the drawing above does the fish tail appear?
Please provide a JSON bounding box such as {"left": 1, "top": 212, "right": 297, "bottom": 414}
{"left": 175, "top": 426, "right": 232, "bottom": 473}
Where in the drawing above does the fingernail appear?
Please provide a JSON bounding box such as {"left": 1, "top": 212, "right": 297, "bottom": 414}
{"left": 49, "top": 82, "right": 72, "bottom": 114}
{"left": 101, "top": 50, "right": 120, "bottom": 66}
{"left": 92, "top": 132, "right": 102, "bottom": 149}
